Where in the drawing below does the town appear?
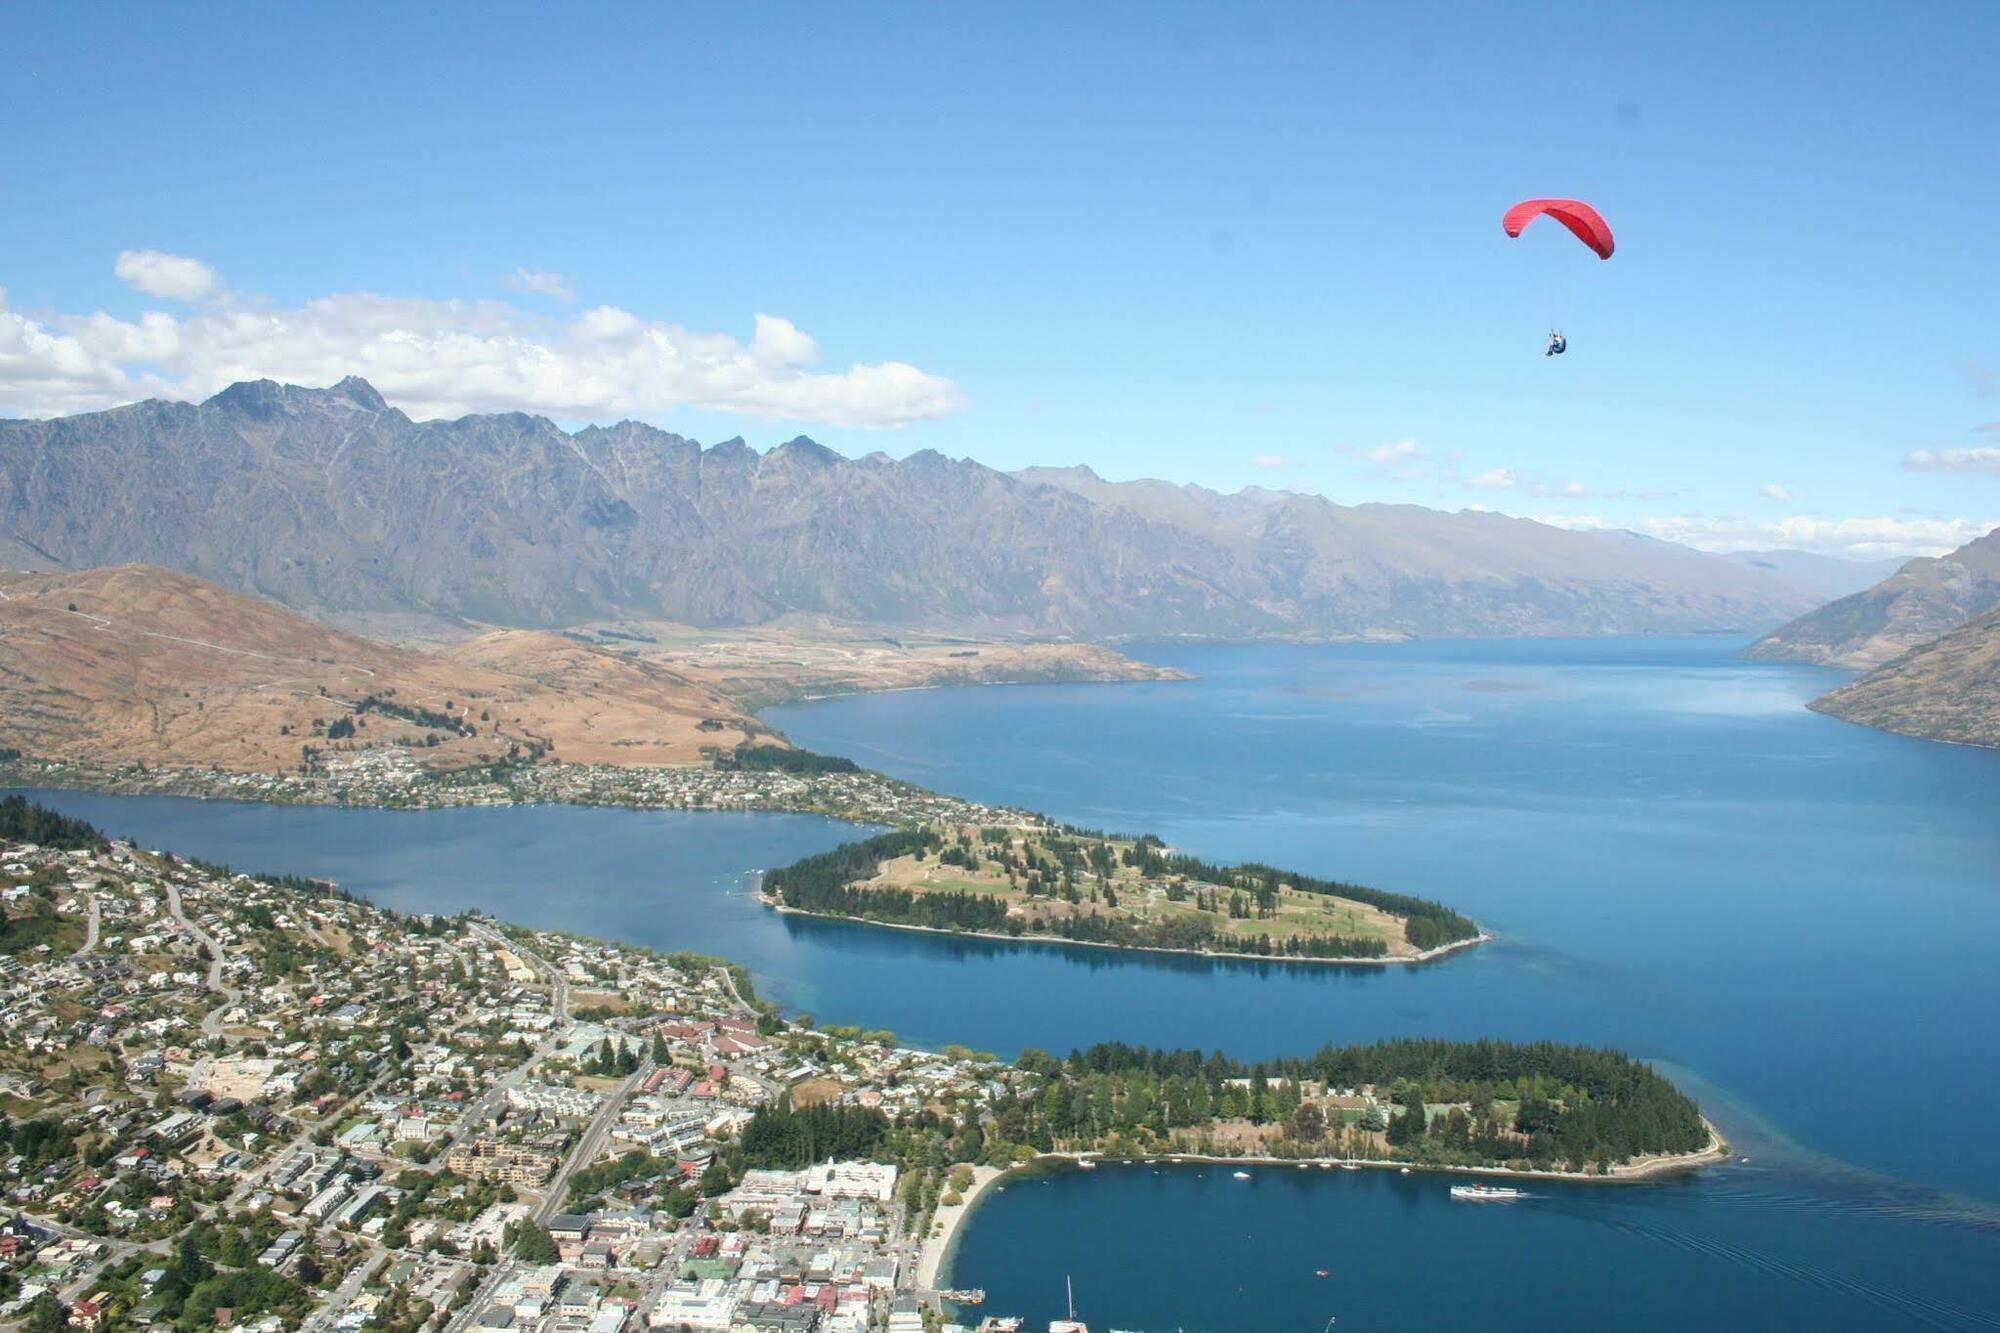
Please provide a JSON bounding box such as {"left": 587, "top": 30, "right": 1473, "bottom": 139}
{"left": 0, "top": 753, "right": 1033, "bottom": 835}
{"left": 0, "top": 793, "right": 1720, "bottom": 1333}
{"left": 0, "top": 802, "right": 1031, "bottom": 1333}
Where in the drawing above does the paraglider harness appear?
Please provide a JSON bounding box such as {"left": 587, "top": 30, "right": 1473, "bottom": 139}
{"left": 1546, "top": 330, "right": 1567, "bottom": 357}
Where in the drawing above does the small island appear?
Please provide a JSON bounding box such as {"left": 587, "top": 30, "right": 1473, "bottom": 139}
{"left": 760, "top": 825, "right": 1484, "bottom": 963}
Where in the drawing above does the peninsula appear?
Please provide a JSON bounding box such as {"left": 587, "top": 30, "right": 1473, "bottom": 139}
{"left": 760, "top": 826, "right": 1483, "bottom": 963}
{"left": 0, "top": 795, "right": 1718, "bottom": 1333}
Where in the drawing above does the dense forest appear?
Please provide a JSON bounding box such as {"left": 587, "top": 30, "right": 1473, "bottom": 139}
{"left": 760, "top": 830, "right": 1012, "bottom": 934}
{"left": 986, "top": 1039, "right": 1710, "bottom": 1173}
{"left": 736, "top": 1101, "right": 893, "bottom": 1168}
{"left": 760, "top": 826, "right": 1477, "bottom": 956}
{"left": 0, "top": 794, "right": 108, "bottom": 850}
{"left": 718, "top": 744, "right": 861, "bottom": 775}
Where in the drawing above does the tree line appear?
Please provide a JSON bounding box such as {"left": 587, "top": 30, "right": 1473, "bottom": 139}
{"left": 987, "top": 1038, "right": 1708, "bottom": 1172}
{"left": 737, "top": 1100, "right": 892, "bottom": 1168}
{"left": 762, "top": 826, "right": 1473, "bottom": 955}
{"left": 0, "top": 794, "right": 108, "bottom": 850}
{"left": 719, "top": 744, "right": 861, "bottom": 775}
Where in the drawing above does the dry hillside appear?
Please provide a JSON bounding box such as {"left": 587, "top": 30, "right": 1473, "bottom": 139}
{"left": 0, "top": 565, "right": 765, "bottom": 772}
{"left": 1809, "top": 607, "right": 2000, "bottom": 748}
{"left": 555, "top": 618, "right": 1188, "bottom": 708}
{"left": 1745, "top": 527, "right": 2000, "bottom": 668}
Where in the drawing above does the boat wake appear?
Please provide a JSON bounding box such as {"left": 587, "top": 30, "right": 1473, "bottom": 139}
{"left": 1589, "top": 1211, "right": 1999, "bottom": 1330}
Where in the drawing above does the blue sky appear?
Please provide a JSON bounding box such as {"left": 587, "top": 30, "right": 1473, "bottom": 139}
{"left": 4, "top": 2, "right": 1997, "bottom": 557}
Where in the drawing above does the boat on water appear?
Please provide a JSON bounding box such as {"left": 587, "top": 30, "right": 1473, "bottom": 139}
{"left": 1339, "top": 1163, "right": 1360, "bottom": 1172}
{"left": 1315, "top": 1269, "right": 1331, "bottom": 1279}
{"left": 1450, "top": 1183, "right": 1528, "bottom": 1202}
{"left": 1049, "top": 1275, "right": 1089, "bottom": 1333}
{"left": 942, "top": 1288, "right": 986, "bottom": 1305}
{"left": 1232, "top": 1169, "right": 1253, "bottom": 1180}
{"left": 1075, "top": 1159, "right": 1096, "bottom": 1170}
{"left": 1399, "top": 1166, "right": 1412, "bottom": 1175}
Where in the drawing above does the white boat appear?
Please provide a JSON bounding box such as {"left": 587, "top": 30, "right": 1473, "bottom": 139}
{"left": 1399, "top": 1166, "right": 1412, "bottom": 1175}
{"left": 1049, "top": 1276, "right": 1089, "bottom": 1332}
{"left": 1450, "top": 1183, "right": 1528, "bottom": 1202}
{"left": 1232, "top": 1169, "right": 1253, "bottom": 1180}
{"left": 1339, "top": 1162, "right": 1360, "bottom": 1172}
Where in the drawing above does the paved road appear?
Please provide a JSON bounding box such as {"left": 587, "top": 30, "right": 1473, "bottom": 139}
{"left": 17, "top": 1212, "right": 170, "bottom": 1303}
{"left": 472, "top": 922, "right": 570, "bottom": 1023}
{"left": 302, "top": 1249, "right": 387, "bottom": 1333}
{"left": 165, "top": 880, "right": 240, "bottom": 1036}
{"left": 76, "top": 892, "right": 101, "bottom": 956}
{"left": 441, "top": 925, "right": 573, "bottom": 1154}
{"left": 713, "top": 964, "right": 753, "bottom": 1017}
{"left": 534, "top": 1062, "right": 648, "bottom": 1225}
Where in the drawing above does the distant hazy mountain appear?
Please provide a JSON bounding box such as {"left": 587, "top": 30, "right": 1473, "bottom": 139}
{"left": 1744, "top": 527, "right": 2000, "bottom": 668}
{"left": 1719, "top": 549, "right": 1904, "bottom": 602}
{"left": 2, "top": 377, "right": 1832, "bottom": 639}
{"left": 1810, "top": 606, "right": 2000, "bottom": 748}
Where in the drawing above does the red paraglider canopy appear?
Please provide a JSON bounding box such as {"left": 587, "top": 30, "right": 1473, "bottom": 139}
{"left": 1502, "top": 199, "right": 1614, "bottom": 260}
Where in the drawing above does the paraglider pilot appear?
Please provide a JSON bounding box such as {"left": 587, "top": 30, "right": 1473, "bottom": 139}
{"left": 1546, "top": 330, "right": 1567, "bottom": 357}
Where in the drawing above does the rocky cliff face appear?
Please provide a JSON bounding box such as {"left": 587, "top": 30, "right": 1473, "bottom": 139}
{"left": 3, "top": 377, "right": 1830, "bottom": 637}
{"left": 1744, "top": 527, "right": 2000, "bottom": 669}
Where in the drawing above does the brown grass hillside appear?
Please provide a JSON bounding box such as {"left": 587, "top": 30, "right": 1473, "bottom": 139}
{"left": 0, "top": 566, "right": 764, "bottom": 772}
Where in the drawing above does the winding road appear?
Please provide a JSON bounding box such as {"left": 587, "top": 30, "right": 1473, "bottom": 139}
{"left": 166, "top": 880, "right": 241, "bottom": 1036}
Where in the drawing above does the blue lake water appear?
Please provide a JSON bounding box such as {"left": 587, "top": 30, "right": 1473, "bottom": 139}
{"left": 16, "top": 635, "right": 2000, "bottom": 1328}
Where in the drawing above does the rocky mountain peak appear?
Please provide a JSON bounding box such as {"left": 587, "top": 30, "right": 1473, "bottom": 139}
{"left": 204, "top": 376, "right": 390, "bottom": 419}
{"left": 0, "top": 376, "right": 1836, "bottom": 636}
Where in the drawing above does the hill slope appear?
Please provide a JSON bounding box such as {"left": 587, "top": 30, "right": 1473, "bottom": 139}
{"left": 0, "top": 565, "right": 763, "bottom": 771}
{"left": 1809, "top": 607, "right": 2000, "bottom": 748}
{"left": 1, "top": 378, "right": 1831, "bottom": 639}
{"left": 1744, "top": 527, "right": 2000, "bottom": 668}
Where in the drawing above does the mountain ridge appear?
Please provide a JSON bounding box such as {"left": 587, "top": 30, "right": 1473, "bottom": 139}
{"left": 1744, "top": 527, "right": 2000, "bottom": 668}
{"left": 1808, "top": 605, "right": 2000, "bottom": 748}
{"left": 3, "top": 376, "right": 1847, "bottom": 639}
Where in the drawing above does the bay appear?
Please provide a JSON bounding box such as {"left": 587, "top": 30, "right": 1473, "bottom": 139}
{"left": 17, "top": 634, "right": 2000, "bottom": 1327}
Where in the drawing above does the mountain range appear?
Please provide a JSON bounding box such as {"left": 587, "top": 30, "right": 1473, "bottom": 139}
{"left": 1744, "top": 527, "right": 2000, "bottom": 669}
{"left": 1742, "top": 525, "right": 2000, "bottom": 748}
{"left": 1, "top": 377, "right": 1857, "bottom": 640}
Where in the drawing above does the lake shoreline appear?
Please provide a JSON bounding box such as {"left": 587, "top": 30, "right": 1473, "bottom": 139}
{"left": 915, "top": 1163, "right": 1005, "bottom": 1293}
{"left": 932, "top": 1124, "right": 1730, "bottom": 1289}
{"left": 1054, "top": 1118, "right": 1731, "bottom": 1184}
{"left": 760, "top": 888, "right": 1488, "bottom": 967}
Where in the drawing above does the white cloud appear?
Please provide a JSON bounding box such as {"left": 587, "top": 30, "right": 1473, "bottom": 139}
{"left": 0, "top": 255, "right": 965, "bottom": 429}
{"left": 1533, "top": 512, "right": 1997, "bottom": 560}
{"left": 1467, "top": 467, "right": 1590, "bottom": 498}
{"left": 505, "top": 268, "right": 575, "bottom": 301}
{"left": 1759, "top": 484, "right": 1794, "bottom": 502}
{"left": 1905, "top": 447, "right": 2000, "bottom": 476}
{"left": 113, "top": 250, "right": 217, "bottom": 302}
{"left": 1338, "top": 438, "right": 1421, "bottom": 468}
{"left": 1249, "top": 452, "right": 1291, "bottom": 470}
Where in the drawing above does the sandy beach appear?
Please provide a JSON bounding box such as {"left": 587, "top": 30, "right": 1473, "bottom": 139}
{"left": 913, "top": 1163, "right": 1006, "bottom": 1292}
